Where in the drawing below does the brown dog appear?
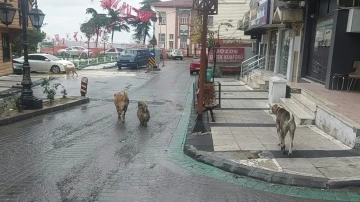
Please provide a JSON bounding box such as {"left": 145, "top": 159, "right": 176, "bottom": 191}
{"left": 65, "top": 67, "right": 78, "bottom": 77}
{"left": 114, "top": 91, "right": 129, "bottom": 123}
{"left": 271, "top": 104, "right": 296, "bottom": 156}
{"left": 137, "top": 101, "right": 150, "bottom": 127}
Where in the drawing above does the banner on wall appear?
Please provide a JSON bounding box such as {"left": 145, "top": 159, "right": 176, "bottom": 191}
{"left": 208, "top": 47, "right": 245, "bottom": 63}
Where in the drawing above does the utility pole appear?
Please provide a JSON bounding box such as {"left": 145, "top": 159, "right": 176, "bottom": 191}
{"left": 192, "top": 0, "right": 218, "bottom": 132}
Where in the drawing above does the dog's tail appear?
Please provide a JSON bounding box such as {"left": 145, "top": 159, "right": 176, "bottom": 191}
{"left": 123, "top": 90, "right": 128, "bottom": 96}
{"left": 287, "top": 112, "right": 294, "bottom": 124}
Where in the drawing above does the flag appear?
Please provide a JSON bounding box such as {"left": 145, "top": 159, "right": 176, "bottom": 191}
{"left": 55, "top": 34, "right": 60, "bottom": 42}
{"left": 73, "top": 32, "right": 78, "bottom": 41}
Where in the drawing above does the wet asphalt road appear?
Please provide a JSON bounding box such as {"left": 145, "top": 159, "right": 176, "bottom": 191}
{"left": 0, "top": 61, "right": 326, "bottom": 202}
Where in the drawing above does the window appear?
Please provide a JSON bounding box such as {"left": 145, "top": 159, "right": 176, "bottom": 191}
{"left": 169, "top": 41, "right": 174, "bottom": 49}
{"left": 208, "top": 16, "right": 214, "bottom": 27}
{"left": 2, "top": 33, "right": 10, "bottom": 62}
{"left": 108, "top": 48, "right": 115, "bottom": 52}
{"left": 159, "top": 12, "right": 166, "bottom": 25}
{"left": 180, "top": 15, "right": 188, "bottom": 25}
{"left": 28, "top": 55, "right": 36, "bottom": 60}
{"left": 180, "top": 35, "right": 187, "bottom": 49}
{"left": 158, "top": 33, "right": 165, "bottom": 42}
{"left": 37, "top": 55, "right": 47, "bottom": 61}
{"left": 169, "top": 34, "right": 174, "bottom": 40}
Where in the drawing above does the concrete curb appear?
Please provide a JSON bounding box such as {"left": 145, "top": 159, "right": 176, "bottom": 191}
{"left": 183, "top": 144, "right": 360, "bottom": 189}
{"left": 0, "top": 97, "right": 90, "bottom": 127}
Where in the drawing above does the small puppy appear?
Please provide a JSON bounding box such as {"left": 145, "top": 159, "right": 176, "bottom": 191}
{"left": 137, "top": 101, "right": 150, "bottom": 127}
{"left": 114, "top": 91, "right": 129, "bottom": 123}
{"left": 271, "top": 104, "right": 296, "bottom": 156}
{"left": 65, "top": 67, "right": 78, "bottom": 77}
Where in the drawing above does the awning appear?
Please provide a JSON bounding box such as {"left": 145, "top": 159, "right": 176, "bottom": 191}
{"left": 272, "top": 7, "right": 303, "bottom": 23}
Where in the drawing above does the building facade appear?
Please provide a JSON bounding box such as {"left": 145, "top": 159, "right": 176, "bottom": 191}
{"left": 152, "top": 0, "right": 194, "bottom": 54}
{"left": 240, "top": 0, "right": 360, "bottom": 90}
{"left": 0, "top": 0, "right": 33, "bottom": 77}
{"left": 209, "top": 0, "right": 251, "bottom": 43}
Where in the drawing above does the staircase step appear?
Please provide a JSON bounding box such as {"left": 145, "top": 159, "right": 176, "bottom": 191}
{"left": 300, "top": 89, "right": 336, "bottom": 107}
{"left": 291, "top": 93, "right": 317, "bottom": 117}
{"left": 280, "top": 98, "right": 315, "bottom": 125}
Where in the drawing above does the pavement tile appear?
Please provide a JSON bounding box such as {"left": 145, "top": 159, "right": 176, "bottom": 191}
{"left": 317, "top": 166, "right": 360, "bottom": 179}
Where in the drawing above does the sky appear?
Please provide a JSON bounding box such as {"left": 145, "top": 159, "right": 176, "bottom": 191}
{"left": 37, "top": 0, "right": 143, "bottom": 43}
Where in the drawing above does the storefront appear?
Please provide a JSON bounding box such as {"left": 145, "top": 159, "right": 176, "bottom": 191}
{"left": 278, "top": 29, "right": 290, "bottom": 76}
{"left": 300, "top": 0, "right": 360, "bottom": 89}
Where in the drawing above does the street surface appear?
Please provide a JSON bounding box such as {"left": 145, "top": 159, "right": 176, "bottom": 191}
{"left": 0, "top": 61, "right": 329, "bottom": 201}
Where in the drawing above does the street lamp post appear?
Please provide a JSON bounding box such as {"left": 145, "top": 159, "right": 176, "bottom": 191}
{"left": 0, "top": 0, "right": 45, "bottom": 109}
{"left": 150, "top": 14, "right": 158, "bottom": 69}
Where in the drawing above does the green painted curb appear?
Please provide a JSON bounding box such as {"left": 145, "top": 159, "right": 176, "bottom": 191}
{"left": 167, "top": 82, "right": 360, "bottom": 201}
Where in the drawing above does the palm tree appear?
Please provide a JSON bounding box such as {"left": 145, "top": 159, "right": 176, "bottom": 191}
{"left": 106, "top": 8, "right": 130, "bottom": 43}
{"left": 86, "top": 8, "right": 108, "bottom": 48}
{"left": 131, "top": 0, "right": 160, "bottom": 44}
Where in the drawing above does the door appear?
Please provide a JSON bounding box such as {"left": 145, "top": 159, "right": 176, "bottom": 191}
{"left": 279, "top": 30, "right": 290, "bottom": 75}
{"left": 307, "top": 18, "right": 333, "bottom": 83}
{"left": 34, "top": 55, "right": 49, "bottom": 72}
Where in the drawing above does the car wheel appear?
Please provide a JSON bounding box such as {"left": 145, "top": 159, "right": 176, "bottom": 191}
{"left": 180, "top": 57, "right": 183, "bottom": 60}
{"left": 118, "top": 66, "right": 122, "bottom": 70}
{"left": 135, "top": 63, "right": 139, "bottom": 69}
{"left": 190, "top": 71, "right": 193, "bottom": 75}
{"left": 51, "top": 65, "right": 61, "bottom": 74}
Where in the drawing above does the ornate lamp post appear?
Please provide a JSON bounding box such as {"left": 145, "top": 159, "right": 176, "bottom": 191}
{"left": 0, "top": 0, "right": 45, "bottom": 109}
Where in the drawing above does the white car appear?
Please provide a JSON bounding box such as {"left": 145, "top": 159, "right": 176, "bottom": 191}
{"left": 170, "top": 49, "right": 183, "bottom": 60}
{"left": 13, "top": 54, "right": 75, "bottom": 74}
{"left": 57, "top": 46, "right": 92, "bottom": 58}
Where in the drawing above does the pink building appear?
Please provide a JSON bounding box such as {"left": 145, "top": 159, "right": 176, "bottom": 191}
{"left": 152, "top": 0, "right": 195, "bottom": 55}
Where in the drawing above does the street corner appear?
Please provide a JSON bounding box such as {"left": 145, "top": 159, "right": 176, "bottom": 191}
{"left": 0, "top": 96, "right": 89, "bottom": 127}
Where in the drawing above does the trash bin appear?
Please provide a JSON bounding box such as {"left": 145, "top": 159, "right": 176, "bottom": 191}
{"left": 206, "top": 69, "right": 213, "bottom": 82}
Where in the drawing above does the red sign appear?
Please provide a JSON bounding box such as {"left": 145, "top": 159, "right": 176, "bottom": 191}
{"left": 208, "top": 47, "right": 245, "bottom": 63}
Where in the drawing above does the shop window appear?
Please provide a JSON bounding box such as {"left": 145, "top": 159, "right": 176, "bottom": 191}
{"left": 2, "top": 33, "right": 10, "bottom": 62}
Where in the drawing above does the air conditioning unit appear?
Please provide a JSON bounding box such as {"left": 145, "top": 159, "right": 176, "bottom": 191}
{"left": 347, "top": 8, "right": 360, "bottom": 33}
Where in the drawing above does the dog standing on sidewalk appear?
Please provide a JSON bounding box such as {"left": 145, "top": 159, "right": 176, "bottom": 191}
{"left": 271, "top": 104, "right": 296, "bottom": 156}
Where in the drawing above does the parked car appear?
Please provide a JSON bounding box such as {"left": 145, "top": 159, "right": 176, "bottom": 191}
{"left": 57, "top": 46, "right": 92, "bottom": 58}
{"left": 100, "top": 48, "right": 123, "bottom": 57}
{"left": 170, "top": 49, "right": 183, "bottom": 60}
{"left": 13, "top": 53, "right": 75, "bottom": 74}
{"left": 117, "top": 48, "right": 152, "bottom": 69}
{"left": 189, "top": 57, "right": 200, "bottom": 75}
{"left": 166, "top": 49, "right": 172, "bottom": 58}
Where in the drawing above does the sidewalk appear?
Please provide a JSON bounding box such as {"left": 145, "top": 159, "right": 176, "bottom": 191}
{"left": 0, "top": 75, "right": 46, "bottom": 97}
{"left": 185, "top": 77, "right": 360, "bottom": 189}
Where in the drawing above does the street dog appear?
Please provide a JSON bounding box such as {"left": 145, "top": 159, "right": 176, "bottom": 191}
{"left": 114, "top": 91, "right": 129, "bottom": 123}
{"left": 65, "top": 67, "right": 78, "bottom": 77}
{"left": 137, "top": 101, "right": 150, "bottom": 127}
{"left": 271, "top": 104, "right": 296, "bottom": 156}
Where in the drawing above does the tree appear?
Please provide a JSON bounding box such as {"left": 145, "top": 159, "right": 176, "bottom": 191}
{"left": 106, "top": 8, "right": 130, "bottom": 43}
{"left": 80, "top": 22, "right": 95, "bottom": 52}
{"left": 11, "top": 30, "right": 46, "bottom": 57}
{"left": 101, "top": 30, "right": 110, "bottom": 52}
{"left": 86, "top": 8, "right": 109, "bottom": 48}
{"left": 131, "top": 0, "right": 160, "bottom": 44}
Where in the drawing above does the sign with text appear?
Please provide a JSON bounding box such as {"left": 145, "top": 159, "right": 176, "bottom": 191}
{"left": 208, "top": 48, "right": 245, "bottom": 63}
{"left": 249, "top": 0, "right": 270, "bottom": 29}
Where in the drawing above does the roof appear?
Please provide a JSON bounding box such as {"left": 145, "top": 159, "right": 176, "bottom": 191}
{"left": 152, "top": 0, "right": 193, "bottom": 8}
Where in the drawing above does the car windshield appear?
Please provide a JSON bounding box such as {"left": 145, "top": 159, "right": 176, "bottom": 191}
{"left": 45, "top": 55, "right": 60, "bottom": 61}
{"left": 121, "top": 49, "right": 137, "bottom": 56}
{"left": 174, "top": 50, "right": 182, "bottom": 54}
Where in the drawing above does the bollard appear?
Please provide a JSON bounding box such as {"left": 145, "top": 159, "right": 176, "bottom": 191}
{"left": 148, "top": 57, "right": 156, "bottom": 71}
{"left": 80, "top": 77, "right": 88, "bottom": 96}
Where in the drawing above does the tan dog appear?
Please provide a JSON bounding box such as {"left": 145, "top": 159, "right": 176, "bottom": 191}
{"left": 271, "top": 104, "right": 296, "bottom": 156}
{"left": 65, "top": 67, "right": 78, "bottom": 77}
{"left": 137, "top": 101, "right": 150, "bottom": 127}
{"left": 114, "top": 91, "right": 129, "bottom": 123}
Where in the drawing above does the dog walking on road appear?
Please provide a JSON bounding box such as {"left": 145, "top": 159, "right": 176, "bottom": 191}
{"left": 137, "top": 101, "right": 150, "bottom": 127}
{"left": 114, "top": 91, "right": 129, "bottom": 123}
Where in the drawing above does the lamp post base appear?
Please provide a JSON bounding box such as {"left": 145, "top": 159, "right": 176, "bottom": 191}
{"left": 20, "top": 87, "right": 43, "bottom": 110}
{"left": 21, "top": 98, "right": 43, "bottom": 110}
{"left": 192, "top": 114, "right": 207, "bottom": 133}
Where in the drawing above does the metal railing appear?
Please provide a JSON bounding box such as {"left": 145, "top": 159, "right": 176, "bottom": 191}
{"left": 239, "top": 55, "right": 277, "bottom": 82}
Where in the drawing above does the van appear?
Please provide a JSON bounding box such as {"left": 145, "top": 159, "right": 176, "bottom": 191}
{"left": 116, "top": 48, "right": 152, "bottom": 69}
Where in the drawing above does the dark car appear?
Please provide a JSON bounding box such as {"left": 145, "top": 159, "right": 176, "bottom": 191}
{"left": 117, "top": 48, "right": 152, "bottom": 70}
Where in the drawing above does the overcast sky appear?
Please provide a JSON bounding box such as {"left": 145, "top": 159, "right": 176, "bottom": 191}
{"left": 37, "top": 0, "right": 142, "bottom": 43}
